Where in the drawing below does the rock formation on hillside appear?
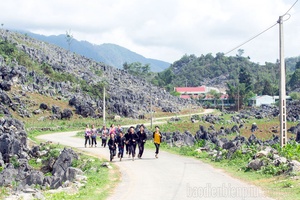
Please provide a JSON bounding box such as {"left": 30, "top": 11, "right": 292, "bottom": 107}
{"left": 0, "top": 116, "right": 84, "bottom": 199}
{"left": 0, "top": 29, "right": 195, "bottom": 119}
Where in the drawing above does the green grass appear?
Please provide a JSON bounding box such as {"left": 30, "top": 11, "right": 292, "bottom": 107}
{"left": 0, "top": 187, "right": 9, "bottom": 199}
{"left": 6, "top": 108, "right": 300, "bottom": 200}
{"left": 143, "top": 110, "right": 300, "bottom": 200}
{"left": 150, "top": 139, "right": 300, "bottom": 200}
{"left": 35, "top": 143, "right": 119, "bottom": 200}
{"left": 44, "top": 152, "right": 118, "bottom": 200}
{"left": 0, "top": 140, "right": 119, "bottom": 200}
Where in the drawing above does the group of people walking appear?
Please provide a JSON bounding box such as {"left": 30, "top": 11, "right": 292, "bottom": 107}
{"left": 84, "top": 124, "right": 162, "bottom": 161}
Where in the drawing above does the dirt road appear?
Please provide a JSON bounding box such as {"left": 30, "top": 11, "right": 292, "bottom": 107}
{"left": 121, "top": 108, "right": 215, "bottom": 128}
{"left": 38, "top": 129, "right": 273, "bottom": 200}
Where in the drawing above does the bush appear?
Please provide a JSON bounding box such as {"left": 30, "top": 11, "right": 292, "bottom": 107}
{"left": 48, "top": 149, "right": 61, "bottom": 159}
{"left": 41, "top": 63, "right": 54, "bottom": 75}
{"left": 259, "top": 162, "right": 289, "bottom": 176}
{"left": 10, "top": 156, "right": 20, "bottom": 168}
{"left": 273, "top": 141, "right": 300, "bottom": 161}
{"left": 289, "top": 92, "right": 300, "bottom": 100}
{"left": 80, "top": 80, "right": 105, "bottom": 99}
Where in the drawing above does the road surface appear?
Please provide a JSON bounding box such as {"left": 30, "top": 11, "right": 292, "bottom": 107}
{"left": 121, "top": 109, "right": 215, "bottom": 128}
{"left": 37, "top": 131, "right": 273, "bottom": 200}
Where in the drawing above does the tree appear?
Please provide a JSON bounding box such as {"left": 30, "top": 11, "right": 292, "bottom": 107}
{"left": 226, "top": 82, "right": 238, "bottom": 108}
{"left": 65, "top": 29, "right": 73, "bottom": 51}
{"left": 237, "top": 49, "right": 244, "bottom": 57}
{"left": 208, "top": 89, "right": 221, "bottom": 106}
{"left": 156, "top": 68, "right": 174, "bottom": 86}
{"left": 289, "top": 69, "right": 300, "bottom": 90}
{"left": 239, "top": 66, "right": 252, "bottom": 92}
{"left": 295, "top": 61, "right": 300, "bottom": 70}
{"left": 262, "top": 79, "right": 273, "bottom": 95}
{"left": 290, "top": 92, "right": 300, "bottom": 100}
{"left": 122, "top": 62, "right": 151, "bottom": 78}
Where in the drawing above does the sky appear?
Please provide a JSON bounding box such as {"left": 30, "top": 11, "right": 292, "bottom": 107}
{"left": 1, "top": 0, "right": 299, "bottom": 64}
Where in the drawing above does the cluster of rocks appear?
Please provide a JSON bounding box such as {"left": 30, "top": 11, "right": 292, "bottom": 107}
{"left": 0, "top": 29, "right": 196, "bottom": 119}
{"left": 247, "top": 146, "right": 300, "bottom": 174}
{"left": 201, "top": 114, "right": 222, "bottom": 124}
{"left": 142, "top": 120, "right": 300, "bottom": 173}
{"left": 161, "top": 131, "right": 196, "bottom": 147}
{"left": 288, "top": 123, "right": 300, "bottom": 142}
{"left": 0, "top": 117, "right": 85, "bottom": 199}
{"left": 238, "top": 102, "right": 300, "bottom": 122}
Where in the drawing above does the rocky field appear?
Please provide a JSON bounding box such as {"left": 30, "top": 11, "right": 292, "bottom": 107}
{"left": 0, "top": 29, "right": 195, "bottom": 120}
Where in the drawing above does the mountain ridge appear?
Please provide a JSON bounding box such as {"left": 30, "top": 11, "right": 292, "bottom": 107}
{"left": 0, "top": 29, "right": 192, "bottom": 120}
{"left": 20, "top": 31, "right": 170, "bottom": 72}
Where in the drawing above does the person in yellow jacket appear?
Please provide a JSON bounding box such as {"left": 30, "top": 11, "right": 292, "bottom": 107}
{"left": 153, "top": 126, "right": 162, "bottom": 158}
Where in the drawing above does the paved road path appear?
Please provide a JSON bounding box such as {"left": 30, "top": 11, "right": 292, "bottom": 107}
{"left": 121, "top": 109, "right": 215, "bottom": 128}
{"left": 38, "top": 133, "right": 273, "bottom": 200}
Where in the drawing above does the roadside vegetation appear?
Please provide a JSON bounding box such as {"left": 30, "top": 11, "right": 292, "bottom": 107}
{"left": 1, "top": 140, "right": 119, "bottom": 200}
{"left": 145, "top": 113, "right": 300, "bottom": 200}
{"left": 44, "top": 148, "right": 119, "bottom": 200}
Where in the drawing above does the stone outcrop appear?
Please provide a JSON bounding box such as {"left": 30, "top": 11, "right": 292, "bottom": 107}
{"left": 0, "top": 116, "right": 84, "bottom": 198}
{"left": 0, "top": 30, "right": 196, "bottom": 119}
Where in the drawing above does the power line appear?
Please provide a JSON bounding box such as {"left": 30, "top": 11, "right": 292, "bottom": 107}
{"left": 224, "top": 22, "right": 277, "bottom": 55}
{"left": 224, "top": 0, "right": 298, "bottom": 55}
{"left": 283, "top": 0, "right": 298, "bottom": 16}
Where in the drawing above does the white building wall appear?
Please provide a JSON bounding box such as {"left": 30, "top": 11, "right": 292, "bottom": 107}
{"left": 256, "top": 96, "right": 275, "bottom": 106}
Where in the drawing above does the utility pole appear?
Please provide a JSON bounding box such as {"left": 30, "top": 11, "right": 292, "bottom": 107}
{"left": 237, "top": 84, "right": 240, "bottom": 112}
{"left": 103, "top": 85, "right": 106, "bottom": 126}
{"left": 278, "top": 15, "right": 287, "bottom": 147}
{"left": 150, "top": 85, "right": 153, "bottom": 129}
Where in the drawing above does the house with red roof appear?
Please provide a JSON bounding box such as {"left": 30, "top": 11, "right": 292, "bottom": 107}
{"left": 174, "top": 86, "right": 221, "bottom": 99}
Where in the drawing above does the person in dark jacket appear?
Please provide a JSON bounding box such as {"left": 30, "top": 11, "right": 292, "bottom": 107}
{"left": 137, "top": 124, "right": 147, "bottom": 158}
{"left": 153, "top": 126, "right": 162, "bottom": 158}
{"left": 128, "top": 126, "right": 139, "bottom": 161}
{"left": 124, "top": 129, "right": 131, "bottom": 157}
{"left": 108, "top": 134, "right": 117, "bottom": 162}
{"left": 117, "top": 131, "right": 126, "bottom": 161}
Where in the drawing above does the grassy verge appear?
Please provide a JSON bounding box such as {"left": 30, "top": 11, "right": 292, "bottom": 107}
{"left": 44, "top": 149, "right": 119, "bottom": 200}
{"left": 145, "top": 140, "right": 300, "bottom": 200}
{"left": 142, "top": 110, "right": 300, "bottom": 200}
{"left": 34, "top": 137, "right": 120, "bottom": 199}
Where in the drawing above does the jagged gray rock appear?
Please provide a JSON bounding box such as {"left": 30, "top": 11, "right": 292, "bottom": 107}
{"left": 0, "top": 30, "right": 196, "bottom": 119}
{"left": 248, "top": 159, "right": 264, "bottom": 170}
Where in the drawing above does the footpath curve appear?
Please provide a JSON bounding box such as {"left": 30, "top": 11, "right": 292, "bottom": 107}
{"left": 37, "top": 109, "right": 273, "bottom": 200}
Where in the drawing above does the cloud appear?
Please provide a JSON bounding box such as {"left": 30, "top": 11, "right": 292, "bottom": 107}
{"left": 0, "top": 0, "right": 299, "bottom": 64}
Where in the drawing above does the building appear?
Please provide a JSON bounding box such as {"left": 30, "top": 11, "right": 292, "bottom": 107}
{"left": 249, "top": 95, "right": 292, "bottom": 107}
{"left": 199, "top": 94, "right": 230, "bottom": 106}
{"left": 174, "top": 86, "right": 220, "bottom": 99}
{"left": 249, "top": 95, "right": 275, "bottom": 106}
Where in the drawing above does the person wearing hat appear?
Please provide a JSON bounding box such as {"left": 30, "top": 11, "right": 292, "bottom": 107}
{"left": 153, "top": 126, "right": 162, "bottom": 158}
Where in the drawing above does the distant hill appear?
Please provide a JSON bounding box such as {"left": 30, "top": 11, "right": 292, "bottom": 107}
{"left": 153, "top": 53, "right": 300, "bottom": 94}
{"left": 0, "top": 29, "right": 190, "bottom": 119}
{"left": 21, "top": 31, "right": 170, "bottom": 72}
